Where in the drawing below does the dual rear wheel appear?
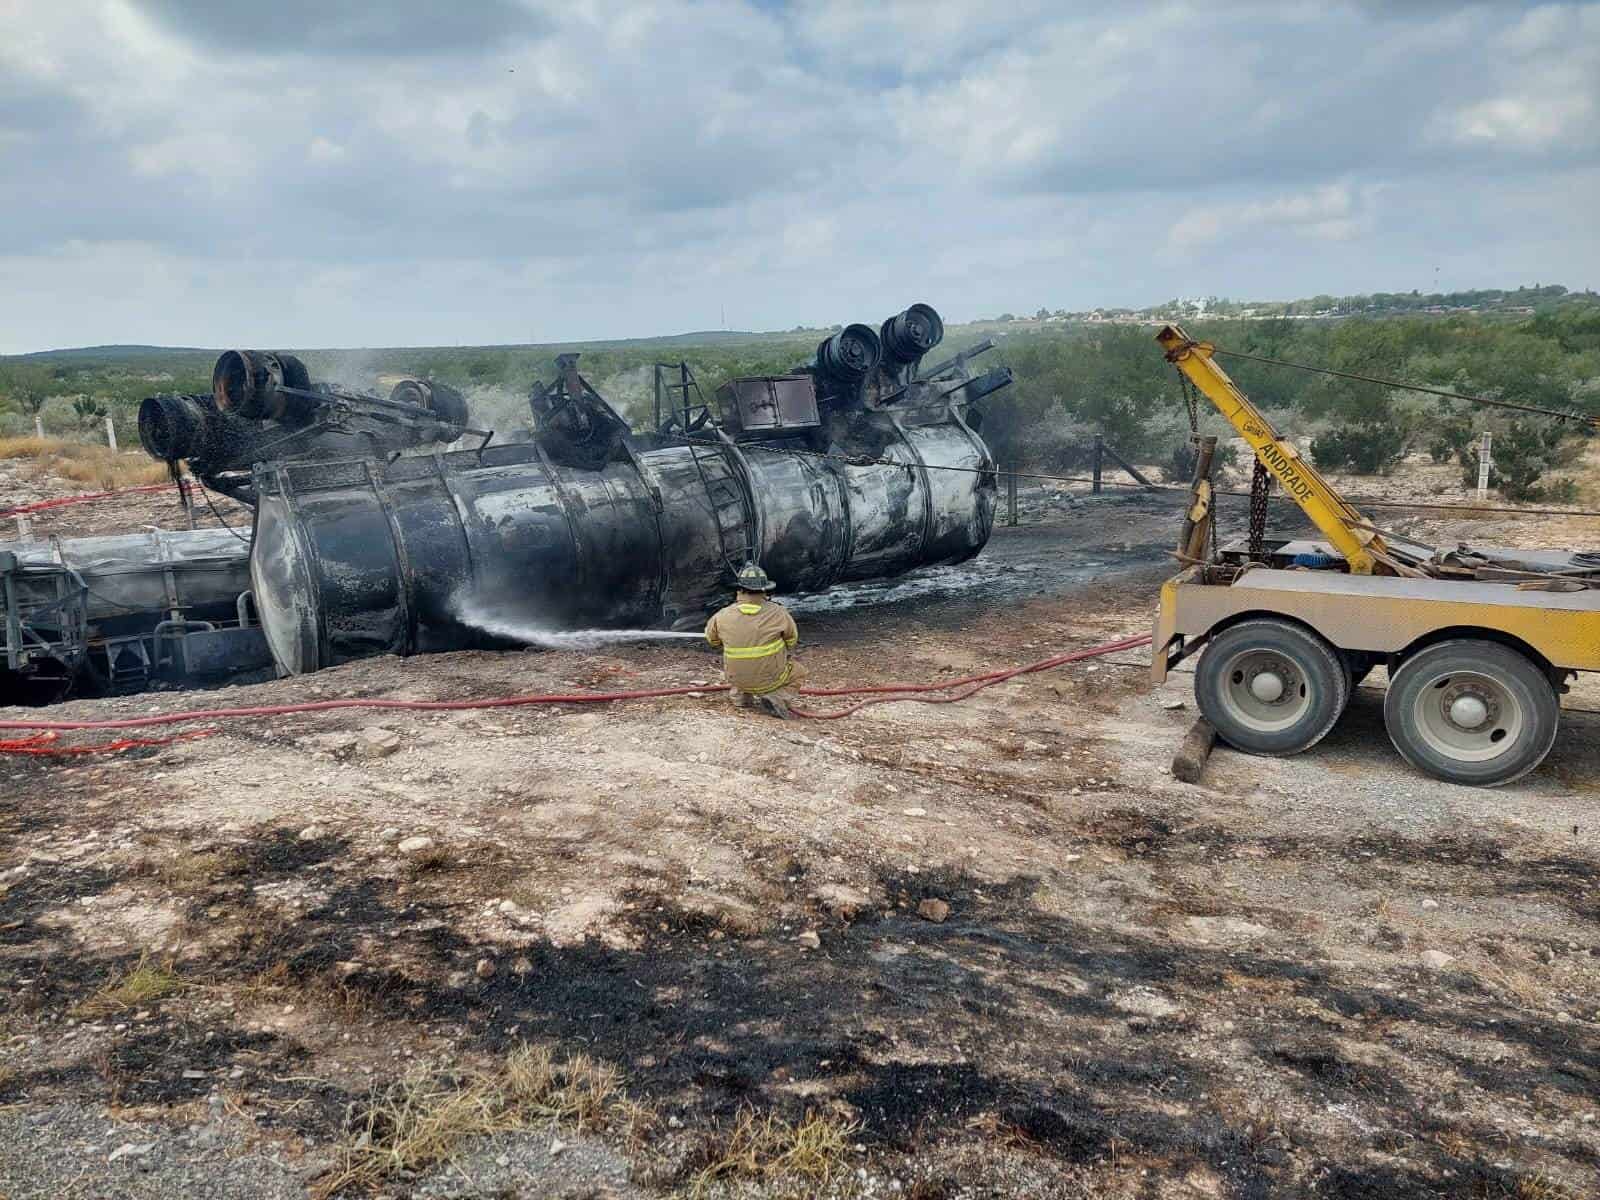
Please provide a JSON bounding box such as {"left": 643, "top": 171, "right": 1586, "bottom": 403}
{"left": 1194, "top": 620, "right": 1559, "bottom": 787}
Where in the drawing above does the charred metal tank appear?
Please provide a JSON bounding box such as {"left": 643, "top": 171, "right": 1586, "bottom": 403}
{"left": 250, "top": 303, "right": 1008, "bottom": 674}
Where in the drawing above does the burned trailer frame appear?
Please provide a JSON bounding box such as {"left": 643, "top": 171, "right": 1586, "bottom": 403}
{"left": 0, "top": 530, "right": 265, "bottom": 705}
{"left": 248, "top": 303, "right": 1011, "bottom": 676}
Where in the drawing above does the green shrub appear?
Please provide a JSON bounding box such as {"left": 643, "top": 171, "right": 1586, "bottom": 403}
{"left": 1427, "top": 412, "right": 1474, "bottom": 463}
{"left": 1462, "top": 420, "right": 1581, "bottom": 502}
{"left": 1310, "top": 423, "right": 1406, "bottom": 474}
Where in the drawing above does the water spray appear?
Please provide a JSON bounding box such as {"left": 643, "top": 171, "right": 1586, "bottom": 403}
{"left": 452, "top": 595, "right": 702, "bottom": 651}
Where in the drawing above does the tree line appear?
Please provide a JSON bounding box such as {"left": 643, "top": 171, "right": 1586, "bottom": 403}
{"left": 3, "top": 305, "right": 1597, "bottom": 500}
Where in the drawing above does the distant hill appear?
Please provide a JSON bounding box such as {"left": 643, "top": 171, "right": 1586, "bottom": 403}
{"left": 7, "top": 327, "right": 827, "bottom": 363}
{"left": 12, "top": 344, "right": 215, "bottom": 362}
{"left": 1020, "top": 283, "right": 1600, "bottom": 327}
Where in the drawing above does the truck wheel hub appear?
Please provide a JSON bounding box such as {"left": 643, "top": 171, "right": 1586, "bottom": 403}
{"left": 1441, "top": 683, "right": 1496, "bottom": 732}
{"left": 1249, "top": 671, "right": 1286, "bottom": 703}
{"left": 1447, "top": 693, "right": 1489, "bottom": 729}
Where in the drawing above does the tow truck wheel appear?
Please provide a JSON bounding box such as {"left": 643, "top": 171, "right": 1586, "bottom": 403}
{"left": 1194, "top": 619, "right": 1349, "bottom": 756}
{"left": 1384, "top": 640, "right": 1558, "bottom": 787}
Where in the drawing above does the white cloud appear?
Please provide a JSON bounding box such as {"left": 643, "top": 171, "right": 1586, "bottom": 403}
{"left": 1448, "top": 95, "right": 1592, "bottom": 149}
{"left": 1169, "top": 185, "right": 1372, "bottom": 250}
{"left": 0, "top": 0, "right": 1596, "bottom": 352}
{"left": 306, "top": 136, "right": 346, "bottom": 164}
{"left": 1429, "top": 2, "right": 1600, "bottom": 152}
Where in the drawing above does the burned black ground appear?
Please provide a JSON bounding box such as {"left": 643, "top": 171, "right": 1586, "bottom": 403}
{"left": 7, "top": 806, "right": 1596, "bottom": 1197}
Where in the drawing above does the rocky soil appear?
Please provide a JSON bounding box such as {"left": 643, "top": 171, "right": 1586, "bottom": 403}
{"left": 1, "top": 459, "right": 1597, "bottom": 1199}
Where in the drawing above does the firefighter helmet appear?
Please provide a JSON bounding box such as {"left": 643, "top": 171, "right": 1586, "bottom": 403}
{"left": 735, "top": 562, "right": 776, "bottom": 592}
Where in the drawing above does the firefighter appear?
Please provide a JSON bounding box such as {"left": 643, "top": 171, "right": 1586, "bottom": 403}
{"left": 704, "top": 562, "right": 804, "bottom": 718}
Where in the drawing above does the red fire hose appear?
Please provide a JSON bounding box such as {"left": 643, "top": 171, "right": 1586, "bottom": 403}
{"left": 0, "top": 633, "right": 1152, "bottom": 752}
{"left": 0, "top": 730, "right": 215, "bottom": 756}
{"left": 788, "top": 633, "right": 1153, "bottom": 718}
{"left": 0, "top": 482, "right": 179, "bottom": 520}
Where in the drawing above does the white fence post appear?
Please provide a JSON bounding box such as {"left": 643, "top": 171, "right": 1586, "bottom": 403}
{"left": 105, "top": 414, "right": 118, "bottom": 451}
{"left": 1476, "top": 432, "right": 1492, "bottom": 501}
{"left": 34, "top": 414, "right": 44, "bottom": 439}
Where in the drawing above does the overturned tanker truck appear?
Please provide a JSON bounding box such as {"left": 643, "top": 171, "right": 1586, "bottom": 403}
{"left": 1, "top": 303, "right": 1010, "bottom": 699}
{"left": 252, "top": 303, "right": 1011, "bottom": 674}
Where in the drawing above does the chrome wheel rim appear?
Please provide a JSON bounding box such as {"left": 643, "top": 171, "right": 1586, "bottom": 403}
{"left": 1218, "top": 648, "right": 1311, "bottom": 733}
{"left": 1410, "top": 668, "right": 1523, "bottom": 763}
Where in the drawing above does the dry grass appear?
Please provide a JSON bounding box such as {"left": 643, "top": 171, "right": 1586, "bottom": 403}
{"left": 1572, "top": 442, "right": 1600, "bottom": 508}
{"left": 1476, "top": 961, "right": 1544, "bottom": 1008}
{"left": 314, "top": 1044, "right": 649, "bottom": 1198}
{"left": 0, "top": 436, "right": 63, "bottom": 459}
{"left": 686, "top": 1107, "right": 859, "bottom": 1198}
{"left": 74, "top": 951, "right": 184, "bottom": 1017}
{"left": 0, "top": 435, "right": 171, "bottom": 490}
{"left": 130, "top": 847, "right": 246, "bottom": 893}
{"left": 1507, "top": 1172, "right": 1583, "bottom": 1200}
{"left": 405, "top": 845, "right": 453, "bottom": 875}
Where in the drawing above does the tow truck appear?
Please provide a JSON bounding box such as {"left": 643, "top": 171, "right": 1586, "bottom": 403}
{"left": 1151, "top": 325, "right": 1600, "bottom": 786}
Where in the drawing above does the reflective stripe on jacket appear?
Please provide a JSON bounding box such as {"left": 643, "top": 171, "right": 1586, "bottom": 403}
{"left": 704, "top": 597, "right": 799, "bottom": 695}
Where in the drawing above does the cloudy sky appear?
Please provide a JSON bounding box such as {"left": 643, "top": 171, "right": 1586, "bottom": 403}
{"left": 1, "top": 1, "right": 1597, "bottom": 352}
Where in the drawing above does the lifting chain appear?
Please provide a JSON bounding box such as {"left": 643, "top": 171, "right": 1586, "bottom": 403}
{"left": 1178, "top": 367, "right": 1201, "bottom": 439}
{"left": 1248, "top": 459, "right": 1272, "bottom": 561}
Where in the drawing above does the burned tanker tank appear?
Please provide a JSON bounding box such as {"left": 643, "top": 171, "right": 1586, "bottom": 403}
{"left": 3, "top": 303, "right": 1010, "bottom": 699}
{"left": 0, "top": 362, "right": 469, "bottom": 703}
{"left": 249, "top": 303, "right": 1011, "bottom": 675}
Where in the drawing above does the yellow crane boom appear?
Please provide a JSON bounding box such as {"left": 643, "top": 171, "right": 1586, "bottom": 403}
{"left": 1156, "top": 324, "right": 1387, "bottom": 575}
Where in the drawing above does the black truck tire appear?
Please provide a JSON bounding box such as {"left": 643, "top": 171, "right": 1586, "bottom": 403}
{"left": 1384, "top": 639, "right": 1558, "bottom": 787}
{"left": 1194, "top": 619, "right": 1349, "bottom": 757}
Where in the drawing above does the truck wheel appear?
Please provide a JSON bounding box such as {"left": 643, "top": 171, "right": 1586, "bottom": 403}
{"left": 1384, "top": 640, "right": 1558, "bottom": 787}
{"left": 1194, "top": 619, "right": 1349, "bottom": 756}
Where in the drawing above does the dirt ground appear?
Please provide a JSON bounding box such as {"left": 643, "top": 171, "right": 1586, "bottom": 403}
{"left": 1, "top": 454, "right": 251, "bottom": 539}
{"left": 1, "top": 457, "right": 1598, "bottom": 1199}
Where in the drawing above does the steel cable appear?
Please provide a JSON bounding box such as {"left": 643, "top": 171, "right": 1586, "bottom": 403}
{"left": 1206, "top": 344, "right": 1600, "bottom": 429}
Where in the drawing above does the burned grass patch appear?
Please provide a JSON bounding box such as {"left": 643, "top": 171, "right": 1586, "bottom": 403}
{"left": 1247, "top": 829, "right": 1600, "bottom": 928}
{"left": 1268, "top": 1038, "right": 1393, "bottom": 1097}
{"left": 878, "top": 865, "right": 1039, "bottom": 913}
{"left": 236, "top": 826, "right": 348, "bottom": 878}
{"left": 9, "top": 838, "right": 1595, "bottom": 1195}
{"left": 95, "top": 1022, "right": 333, "bottom": 1116}
{"left": 0, "top": 863, "right": 118, "bottom": 948}
{"left": 1068, "top": 806, "right": 1174, "bottom": 854}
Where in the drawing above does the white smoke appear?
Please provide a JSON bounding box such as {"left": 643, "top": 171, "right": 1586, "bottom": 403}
{"left": 458, "top": 383, "right": 530, "bottom": 438}
{"left": 300, "top": 348, "right": 384, "bottom": 394}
